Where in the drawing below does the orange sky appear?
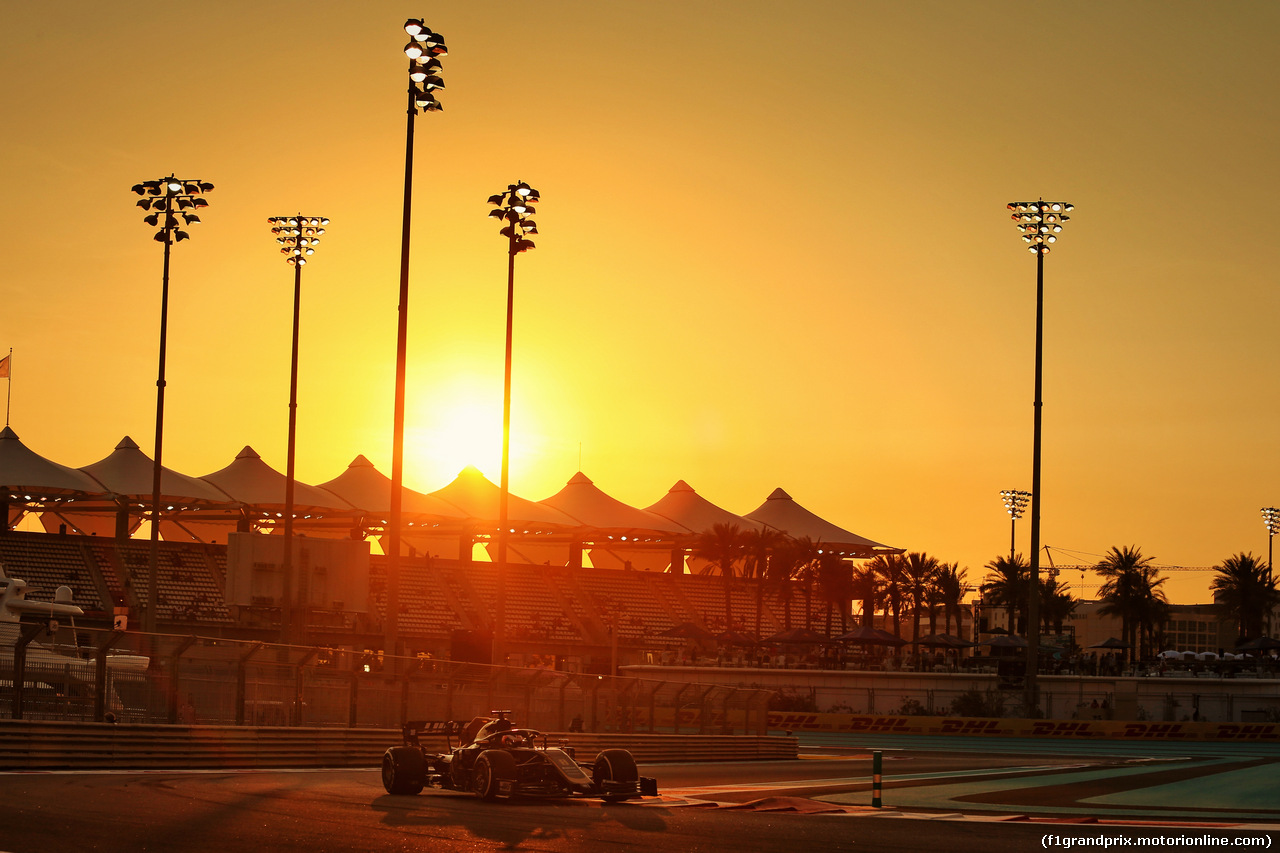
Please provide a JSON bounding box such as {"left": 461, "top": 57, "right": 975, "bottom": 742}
{"left": 4, "top": 2, "right": 1280, "bottom": 604}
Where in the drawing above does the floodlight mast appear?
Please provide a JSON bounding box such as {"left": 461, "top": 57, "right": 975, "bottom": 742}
{"left": 130, "top": 176, "right": 213, "bottom": 635}
{"left": 267, "top": 215, "right": 330, "bottom": 644}
{"left": 386, "top": 19, "right": 447, "bottom": 663}
{"left": 1006, "top": 199, "right": 1074, "bottom": 719}
{"left": 1000, "top": 489, "right": 1031, "bottom": 561}
{"left": 485, "top": 182, "right": 540, "bottom": 668}
{"left": 1263, "top": 507, "right": 1280, "bottom": 633}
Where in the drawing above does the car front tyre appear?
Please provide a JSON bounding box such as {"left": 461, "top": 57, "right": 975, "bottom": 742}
{"left": 592, "top": 748, "right": 639, "bottom": 801}
{"left": 473, "top": 750, "right": 517, "bottom": 800}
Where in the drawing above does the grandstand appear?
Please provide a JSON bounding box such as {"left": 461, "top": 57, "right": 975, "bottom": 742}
{"left": 0, "top": 530, "right": 855, "bottom": 671}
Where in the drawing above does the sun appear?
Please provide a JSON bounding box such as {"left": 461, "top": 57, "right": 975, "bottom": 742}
{"left": 406, "top": 391, "right": 504, "bottom": 489}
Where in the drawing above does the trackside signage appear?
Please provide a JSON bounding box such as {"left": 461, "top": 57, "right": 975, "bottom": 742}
{"left": 765, "top": 713, "right": 1280, "bottom": 741}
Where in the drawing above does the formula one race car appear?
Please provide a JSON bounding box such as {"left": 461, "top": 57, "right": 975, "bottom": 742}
{"left": 381, "top": 711, "right": 658, "bottom": 801}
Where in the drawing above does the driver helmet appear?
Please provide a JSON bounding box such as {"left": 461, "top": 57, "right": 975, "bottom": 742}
{"left": 500, "top": 732, "right": 523, "bottom": 747}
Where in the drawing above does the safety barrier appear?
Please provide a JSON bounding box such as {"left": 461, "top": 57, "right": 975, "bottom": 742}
{"left": 0, "top": 720, "right": 797, "bottom": 770}
{"left": 766, "top": 711, "right": 1280, "bottom": 742}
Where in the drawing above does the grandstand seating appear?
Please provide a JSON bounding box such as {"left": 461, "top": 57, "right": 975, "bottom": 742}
{"left": 0, "top": 534, "right": 108, "bottom": 617}
{"left": 0, "top": 531, "right": 852, "bottom": 655}
{"left": 83, "top": 538, "right": 232, "bottom": 625}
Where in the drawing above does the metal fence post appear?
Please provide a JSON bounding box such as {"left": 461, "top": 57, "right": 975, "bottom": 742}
{"left": 235, "top": 642, "right": 264, "bottom": 726}
{"left": 93, "top": 630, "right": 125, "bottom": 722}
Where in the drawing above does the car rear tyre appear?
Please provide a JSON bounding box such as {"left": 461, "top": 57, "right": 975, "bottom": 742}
{"left": 593, "top": 748, "right": 639, "bottom": 800}
{"left": 473, "top": 749, "right": 517, "bottom": 800}
{"left": 382, "top": 747, "right": 425, "bottom": 795}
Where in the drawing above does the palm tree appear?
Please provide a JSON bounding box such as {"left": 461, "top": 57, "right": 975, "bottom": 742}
{"left": 1039, "top": 576, "right": 1077, "bottom": 635}
{"left": 851, "top": 562, "right": 883, "bottom": 628}
{"left": 816, "top": 552, "right": 854, "bottom": 635}
{"left": 934, "top": 562, "right": 971, "bottom": 637}
{"left": 1095, "top": 545, "right": 1167, "bottom": 664}
{"left": 741, "top": 527, "right": 786, "bottom": 636}
{"left": 1211, "top": 552, "right": 1280, "bottom": 641}
{"left": 768, "top": 536, "right": 803, "bottom": 630}
{"left": 790, "top": 537, "right": 820, "bottom": 630}
{"left": 693, "top": 523, "right": 746, "bottom": 631}
{"left": 901, "top": 552, "right": 940, "bottom": 643}
{"left": 983, "top": 553, "right": 1029, "bottom": 634}
{"left": 866, "top": 553, "right": 907, "bottom": 637}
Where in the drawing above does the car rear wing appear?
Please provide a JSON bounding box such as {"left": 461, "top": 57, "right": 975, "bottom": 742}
{"left": 402, "top": 720, "right": 463, "bottom": 747}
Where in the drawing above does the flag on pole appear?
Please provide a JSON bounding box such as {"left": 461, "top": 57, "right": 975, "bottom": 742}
{"left": 0, "top": 354, "right": 9, "bottom": 379}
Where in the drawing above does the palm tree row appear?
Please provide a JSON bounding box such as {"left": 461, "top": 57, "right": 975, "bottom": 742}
{"left": 696, "top": 525, "right": 1280, "bottom": 654}
{"left": 694, "top": 523, "right": 979, "bottom": 642}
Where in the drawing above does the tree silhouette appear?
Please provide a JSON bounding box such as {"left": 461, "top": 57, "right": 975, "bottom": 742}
{"left": 902, "top": 552, "right": 941, "bottom": 643}
{"left": 694, "top": 523, "right": 746, "bottom": 630}
{"left": 983, "top": 553, "right": 1029, "bottom": 634}
{"left": 1095, "top": 545, "right": 1167, "bottom": 664}
{"left": 934, "top": 562, "right": 971, "bottom": 637}
{"left": 1211, "top": 552, "right": 1279, "bottom": 641}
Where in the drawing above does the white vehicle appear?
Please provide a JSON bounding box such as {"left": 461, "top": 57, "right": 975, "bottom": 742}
{"left": 0, "top": 564, "right": 148, "bottom": 716}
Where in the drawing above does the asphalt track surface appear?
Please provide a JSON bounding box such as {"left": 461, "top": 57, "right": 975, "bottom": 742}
{"left": 3, "top": 735, "right": 1278, "bottom": 852}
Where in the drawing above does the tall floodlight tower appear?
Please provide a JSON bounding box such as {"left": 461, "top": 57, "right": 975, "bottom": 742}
{"left": 1006, "top": 198, "right": 1074, "bottom": 718}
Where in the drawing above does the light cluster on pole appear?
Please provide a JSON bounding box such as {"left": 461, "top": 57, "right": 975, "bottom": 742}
{"left": 386, "top": 18, "right": 448, "bottom": 661}
{"left": 131, "top": 175, "right": 213, "bottom": 636}
{"left": 1001, "top": 489, "right": 1031, "bottom": 520}
{"left": 486, "top": 182, "right": 540, "bottom": 253}
{"left": 1263, "top": 507, "right": 1280, "bottom": 538}
{"left": 404, "top": 19, "right": 447, "bottom": 112}
{"left": 132, "top": 177, "right": 214, "bottom": 242}
{"left": 486, "top": 180, "right": 540, "bottom": 669}
{"left": 1008, "top": 200, "right": 1072, "bottom": 254}
{"left": 268, "top": 216, "right": 330, "bottom": 265}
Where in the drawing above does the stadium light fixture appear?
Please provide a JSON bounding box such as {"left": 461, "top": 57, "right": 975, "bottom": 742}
{"left": 387, "top": 19, "right": 447, "bottom": 663}
{"left": 267, "top": 214, "right": 330, "bottom": 643}
{"left": 486, "top": 181, "right": 541, "bottom": 668}
{"left": 1000, "top": 489, "right": 1032, "bottom": 561}
{"left": 1006, "top": 198, "right": 1075, "bottom": 718}
{"left": 131, "top": 176, "right": 214, "bottom": 636}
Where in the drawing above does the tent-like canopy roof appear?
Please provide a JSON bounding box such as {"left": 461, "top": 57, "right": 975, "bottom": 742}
{"left": 199, "top": 446, "right": 354, "bottom": 513}
{"left": 80, "top": 436, "right": 233, "bottom": 504}
{"left": 317, "top": 455, "right": 468, "bottom": 523}
{"left": 0, "top": 426, "right": 105, "bottom": 498}
{"left": 428, "top": 465, "right": 578, "bottom": 531}
{"left": 645, "top": 480, "right": 764, "bottom": 535}
{"left": 744, "top": 488, "right": 899, "bottom": 557}
{"left": 539, "top": 472, "right": 686, "bottom": 539}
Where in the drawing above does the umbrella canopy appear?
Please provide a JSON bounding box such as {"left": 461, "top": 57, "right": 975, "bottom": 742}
{"left": 656, "top": 621, "right": 715, "bottom": 642}
{"left": 765, "top": 627, "right": 831, "bottom": 645}
{"left": 982, "top": 635, "right": 1028, "bottom": 648}
{"left": 1235, "top": 636, "right": 1280, "bottom": 652}
{"left": 914, "top": 632, "right": 974, "bottom": 649}
{"left": 1088, "top": 637, "right": 1130, "bottom": 650}
{"left": 715, "top": 630, "right": 760, "bottom": 646}
{"left": 836, "top": 624, "right": 908, "bottom": 646}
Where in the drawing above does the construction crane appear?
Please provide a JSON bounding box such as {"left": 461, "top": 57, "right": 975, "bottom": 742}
{"left": 1040, "top": 546, "right": 1213, "bottom": 598}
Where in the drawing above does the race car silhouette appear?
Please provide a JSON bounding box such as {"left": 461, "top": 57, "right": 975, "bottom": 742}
{"left": 381, "top": 711, "right": 658, "bottom": 801}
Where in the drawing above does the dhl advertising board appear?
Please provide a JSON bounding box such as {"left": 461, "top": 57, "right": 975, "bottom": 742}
{"left": 765, "top": 712, "right": 1280, "bottom": 741}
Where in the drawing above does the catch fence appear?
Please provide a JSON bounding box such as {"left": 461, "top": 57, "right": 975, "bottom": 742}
{"left": 2, "top": 626, "right": 773, "bottom": 734}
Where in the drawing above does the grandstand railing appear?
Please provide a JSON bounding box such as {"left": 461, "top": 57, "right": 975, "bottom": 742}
{"left": 2, "top": 624, "right": 774, "bottom": 735}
